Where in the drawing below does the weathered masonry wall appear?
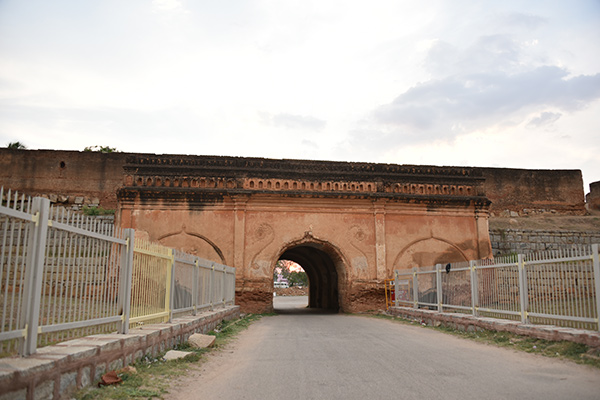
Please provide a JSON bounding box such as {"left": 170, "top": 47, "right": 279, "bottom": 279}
{"left": 0, "top": 306, "right": 239, "bottom": 400}
{"left": 479, "top": 167, "right": 586, "bottom": 215}
{"left": 0, "top": 149, "right": 127, "bottom": 209}
{"left": 490, "top": 228, "right": 600, "bottom": 257}
{"left": 0, "top": 149, "right": 588, "bottom": 215}
{"left": 587, "top": 181, "right": 600, "bottom": 211}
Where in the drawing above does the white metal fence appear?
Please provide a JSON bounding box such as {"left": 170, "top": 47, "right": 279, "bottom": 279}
{"left": 394, "top": 244, "right": 600, "bottom": 331}
{"left": 0, "top": 189, "right": 236, "bottom": 357}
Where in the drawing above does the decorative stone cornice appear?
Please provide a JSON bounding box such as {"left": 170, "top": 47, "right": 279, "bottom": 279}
{"left": 124, "top": 154, "right": 481, "bottom": 181}
{"left": 118, "top": 155, "right": 490, "bottom": 209}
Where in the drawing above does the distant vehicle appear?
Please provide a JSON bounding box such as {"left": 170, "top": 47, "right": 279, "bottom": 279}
{"left": 274, "top": 282, "right": 289, "bottom": 288}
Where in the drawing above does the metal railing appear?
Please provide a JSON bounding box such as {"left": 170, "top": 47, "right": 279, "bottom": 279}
{"left": 0, "top": 189, "right": 235, "bottom": 357}
{"left": 394, "top": 244, "right": 600, "bottom": 331}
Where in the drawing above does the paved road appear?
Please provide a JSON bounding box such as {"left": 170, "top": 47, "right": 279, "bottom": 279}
{"left": 166, "top": 296, "right": 600, "bottom": 400}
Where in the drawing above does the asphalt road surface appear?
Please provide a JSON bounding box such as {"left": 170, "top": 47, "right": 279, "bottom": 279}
{"left": 165, "top": 296, "right": 600, "bottom": 400}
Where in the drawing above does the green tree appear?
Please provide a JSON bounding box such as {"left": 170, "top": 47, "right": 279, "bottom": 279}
{"left": 288, "top": 270, "right": 308, "bottom": 287}
{"left": 84, "top": 145, "right": 118, "bottom": 153}
{"left": 7, "top": 141, "right": 27, "bottom": 149}
{"left": 273, "top": 260, "right": 307, "bottom": 287}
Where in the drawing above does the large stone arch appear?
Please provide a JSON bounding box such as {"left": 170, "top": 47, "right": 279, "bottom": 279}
{"left": 274, "top": 235, "right": 348, "bottom": 312}
{"left": 392, "top": 237, "right": 469, "bottom": 270}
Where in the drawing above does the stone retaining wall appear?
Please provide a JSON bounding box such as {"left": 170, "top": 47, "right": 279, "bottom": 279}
{"left": 0, "top": 306, "right": 239, "bottom": 400}
{"left": 490, "top": 228, "right": 600, "bottom": 257}
{"left": 388, "top": 307, "right": 600, "bottom": 348}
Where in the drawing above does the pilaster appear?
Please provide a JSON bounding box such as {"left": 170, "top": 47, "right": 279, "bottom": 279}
{"left": 233, "top": 195, "right": 249, "bottom": 277}
{"left": 373, "top": 199, "right": 387, "bottom": 280}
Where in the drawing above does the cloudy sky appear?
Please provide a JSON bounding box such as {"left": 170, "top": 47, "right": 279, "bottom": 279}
{"left": 1, "top": 1, "right": 599, "bottom": 191}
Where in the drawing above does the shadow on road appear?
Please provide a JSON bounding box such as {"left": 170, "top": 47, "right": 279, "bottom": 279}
{"left": 274, "top": 306, "right": 338, "bottom": 315}
{"left": 273, "top": 295, "right": 338, "bottom": 315}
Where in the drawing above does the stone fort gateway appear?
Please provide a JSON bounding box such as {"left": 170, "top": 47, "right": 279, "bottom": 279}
{"left": 0, "top": 150, "right": 588, "bottom": 313}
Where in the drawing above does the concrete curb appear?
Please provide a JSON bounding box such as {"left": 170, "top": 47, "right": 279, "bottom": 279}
{"left": 0, "top": 306, "right": 240, "bottom": 400}
{"left": 388, "top": 306, "right": 600, "bottom": 348}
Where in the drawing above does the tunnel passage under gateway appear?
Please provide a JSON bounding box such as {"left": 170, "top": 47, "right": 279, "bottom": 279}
{"left": 278, "top": 245, "right": 340, "bottom": 312}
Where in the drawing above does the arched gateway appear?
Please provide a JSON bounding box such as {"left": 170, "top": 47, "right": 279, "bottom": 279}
{"left": 278, "top": 237, "right": 345, "bottom": 311}
{"left": 117, "top": 155, "right": 492, "bottom": 313}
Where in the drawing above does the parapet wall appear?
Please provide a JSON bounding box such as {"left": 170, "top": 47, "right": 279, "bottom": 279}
{"left": 388, "top": 307, "right": 600, "bottom": 348}
{"left": 0, "top": 306, "right": 239, "bottom": 400}
{"left": 0, "top": 149, "right": 587, "bottom": 215}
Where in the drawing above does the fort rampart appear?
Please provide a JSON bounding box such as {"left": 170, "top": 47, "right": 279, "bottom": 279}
{"left": 0, "top": 149, "right": 587, "bottom": 215}
{"left": 0, "top": 149, "right": 589, "bottom": 313}
{"left": 587, "top": 181, "right": 600, "bottom": 211}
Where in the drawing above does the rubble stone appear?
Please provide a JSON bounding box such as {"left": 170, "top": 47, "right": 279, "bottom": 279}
{"left": 188, "top": 334, "right": 216, "bottom": 349}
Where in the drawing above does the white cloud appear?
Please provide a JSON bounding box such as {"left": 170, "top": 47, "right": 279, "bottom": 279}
{"left": 526, "top": 111, "right": 562, "bottom": 128}
{"left": 374, "top": 67, "right": 599, "bottom": 131}
{"left": 260, "top": 112, "right": 326, "bottom": 131}
{"left": 498, "top": 12, "right": 547, "bottom": 30}
{"left": 152, "top": 0, "right": 188, "bottom": 15}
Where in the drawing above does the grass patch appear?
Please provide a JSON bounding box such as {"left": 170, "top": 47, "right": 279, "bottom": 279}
{"left": 372, "top": 313, "right": 600, "bottom": 369}
{"left": 82, "top": 206, "right": 115, "bottom": 216}
{"left": 74, "top": 313, "right": 266, "bottom": 400}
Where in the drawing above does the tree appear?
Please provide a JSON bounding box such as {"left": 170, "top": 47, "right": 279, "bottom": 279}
{"left": 288, "top": 270, "right": 308, "bottom": 287}
{"left": 273, "top": 260, "right": 308, "bottom": 287}
{"left": 84, "top": 145, "right": 118, "bottom": 153}
{"left": 7, "top": 141, "right": 26, "bottom": 149}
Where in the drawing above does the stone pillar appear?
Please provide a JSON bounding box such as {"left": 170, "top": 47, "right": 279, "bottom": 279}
{"left": 373, "top": 199, "right": 387, "bottom": 280}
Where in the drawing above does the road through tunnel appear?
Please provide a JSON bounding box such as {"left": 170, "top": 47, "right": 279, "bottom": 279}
{"left": 278, "top": 244, "right": 341, "bottom": 312}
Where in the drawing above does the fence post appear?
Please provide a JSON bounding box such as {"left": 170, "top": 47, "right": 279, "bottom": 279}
{"left": 210, "top": 263, "right": 215, "bottom": 311}
{"left": 165, "top": 249, "right": 174, "bottom": 323}
{"left": 518, "top": 254, "right": 529, "bottom": 324}
{"left": 436, "top": 264, "right": 443, "bottom": 312}
{"left": 470, "top": 260, "right": 479, "bottom": 317}
{"left": 229, "top": 269, "right": 235, "bottom": 305}
{"left": 223, "top": 269, "right": 228, "bottom": 306}
{"left": 231, "top": 268, "right": 237, "bottom": 305}
{"left": 20, "top": 197, "right": 50, "bottom": 356}
{"left": 394, "top": 270, "right": 399, "bottom": 308}
{"left": 592, "top": 244, "right": 600, "bottom": 332}
{"left": 119, "top": 229, "right": 135, "bottom": 334}
{"left": 222, "top": 268, "right": 226, "bottom": 306}
{"left": 192, "top": 258, "right": 199, "bottom": 315}
{"left": 412, "top": 267, "right": 418, "bottom": 309}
